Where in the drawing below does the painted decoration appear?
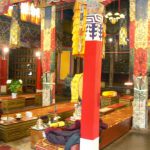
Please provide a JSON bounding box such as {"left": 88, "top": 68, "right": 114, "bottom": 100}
{"left": 42, "top": 73, "right": 51, "bottom": 106}
{"left": 41, "top": 5, "right": 56, "bottom": 106}
{"left": 41, "top": 6, "right": 56, "bottom": 52}
{"left": 50, "top": 72, "right": 55, "bottom": 104}
{"left": 133, "top": 76, "right": 148, "bottom": 128}
{"left": 131, "top": 0, "right": 148, "bottom": 129}
{"left": 86, "top": 14, "right": 103, "bottom": 41}
{"left": 72, "top": 1, "right": 105, "bottom": 56}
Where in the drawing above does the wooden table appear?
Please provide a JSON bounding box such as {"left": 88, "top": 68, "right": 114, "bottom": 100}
{"left": 0, "top": 102, "right": 74, "bottom": 142}
{"left": 0, "top": 117, "right": 37, "bottom": 142}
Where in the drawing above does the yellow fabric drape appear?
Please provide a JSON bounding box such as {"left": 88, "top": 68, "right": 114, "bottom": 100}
{"left": 119, "top": 26, "right": 127, "bottom": 46}
{"left": 9, "top": 19, "right": 20, "bottom": 48}
{"left": 71, "top": 73, "right": 83, "bottom": 103}
{"left": 72, "top": 1, "right": 87, "bottom": 57}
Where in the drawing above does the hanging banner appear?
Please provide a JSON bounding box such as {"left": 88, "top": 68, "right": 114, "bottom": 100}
{"left": 9, "top": 4, "right": 21, "bottom": 48}
{"left": 72, "top": 1, "right": 87, "bottom": 57}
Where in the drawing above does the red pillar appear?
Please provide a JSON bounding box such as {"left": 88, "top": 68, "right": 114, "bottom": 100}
{"left": 80, "top": 13, "right": 103, "bottom": 149}
{"left": 1, "top": 59, "right": 8, "bottom": 85}
{"left": 36, "top": 58, "right": 42, "bottom": 92}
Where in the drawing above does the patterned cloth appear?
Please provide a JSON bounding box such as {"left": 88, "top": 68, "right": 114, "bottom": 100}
{"left": 36, "top": 139, "right": 64, "bottom": 150}
{"left": 0, "top": 0, "right": 10, "bottom": 15}
{"left": 72, "top": 1, "right": 87, "bottom": 57}
{"left": 41, "top": 6, "right": 56, "bottom": 106}
{"left": 134, "top": 48, "right": 147, "bottom": 76}
{"left": 71, "top": 73, "right": 83, "bottom": 103}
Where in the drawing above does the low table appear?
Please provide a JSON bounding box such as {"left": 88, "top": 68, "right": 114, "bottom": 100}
{"left": 0, "top": 102, "right": 74, "bottom": 142}
{"left": 31, "top": 128, "right": 45, "bottom": 149}
{"left": 0, "top": 117, "right": 37, "bottom": 142}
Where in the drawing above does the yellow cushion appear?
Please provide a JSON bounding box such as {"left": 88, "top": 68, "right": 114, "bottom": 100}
{"left": 102, "top": 91, "right": 117, "bottom": 97}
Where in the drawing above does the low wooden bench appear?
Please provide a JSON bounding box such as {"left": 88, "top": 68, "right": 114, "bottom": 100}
{"left": 119, "top": 95, "right": 133, "bottom": 106}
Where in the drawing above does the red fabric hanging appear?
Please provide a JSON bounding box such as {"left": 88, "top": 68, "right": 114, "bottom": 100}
{"left": 36, "top": 58, "right": 42, "bottom": 90}
{"left": 134, "top": 48, "right": 147, "bottom": 76}
{"left": 1, "top": 59, "right": 8, "bottom": 85}
{"left": 129, "top": 21, "right": 135, "bottom": 49}
{"left": 42, "top": 51, "right": 51, "bottom": 73}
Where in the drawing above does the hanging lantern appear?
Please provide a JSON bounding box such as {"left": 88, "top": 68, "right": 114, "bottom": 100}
{"left": 105, "top": 11, "right": 125, "bottom": 24}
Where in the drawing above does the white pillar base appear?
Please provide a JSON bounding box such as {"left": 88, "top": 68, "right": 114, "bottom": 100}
{"left": 80, "top": 137, "right": 99, "bottom": 150}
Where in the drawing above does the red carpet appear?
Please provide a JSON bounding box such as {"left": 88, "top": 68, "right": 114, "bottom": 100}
{"left": 0, "top": 145, "right": 18, "bottom": 150}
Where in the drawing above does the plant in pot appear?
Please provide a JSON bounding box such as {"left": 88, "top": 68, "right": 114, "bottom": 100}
{"left": 7, "top": 79, "right": 23, "bottom": 98}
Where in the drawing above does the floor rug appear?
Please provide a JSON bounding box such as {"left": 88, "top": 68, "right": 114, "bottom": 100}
{"left": 0, "top": 145, "right": 18, "bottom": 150}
